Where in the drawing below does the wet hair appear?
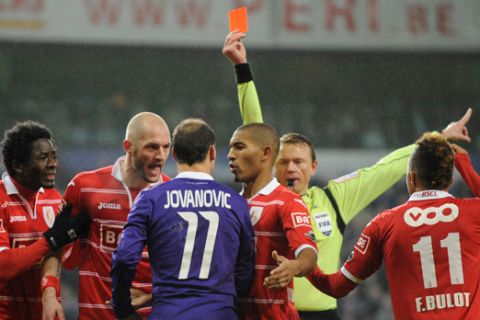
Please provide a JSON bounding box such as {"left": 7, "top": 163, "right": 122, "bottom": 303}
{"left": 280, "top": 133, "right": 316, "bottom": 162}
{"left": 1, "top": 121, "right": 54, "bottom": 176}
{"left": 410, "top": 132, "right": 454, "bottom": 190}
{"left": 236, "top": 123, "right": 280, "bottom": 158}
{"left": 172, "top": 118, "right": 215, "bottom": 166}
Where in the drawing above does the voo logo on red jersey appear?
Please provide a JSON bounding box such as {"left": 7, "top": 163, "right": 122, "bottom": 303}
{"left": 404, "top": 203, "right": 459, "bottom": 227}
{"left": 292, "top": 213, "right": 311, "bottom": 228}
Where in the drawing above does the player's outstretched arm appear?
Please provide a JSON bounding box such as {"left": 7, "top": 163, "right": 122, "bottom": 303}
{"left": 0, "top": 238, "right": 51, "bottom": 281}
{"left": 222, "top": 31, "right": 263, "bottom": 124}
{"left": 328, "top": 109, "right": 473, "bottom": 224}
{"left": 305, "top": 267, "right": 358, "bottom": 299}
{"left": 452, "top": 144, "right": 480, "bottom": 197}
{"left": 263, "top": 248, "right": 317, "bottom": 289}
{"left": 0, "top": 204, "right": 90, "bottom": 281}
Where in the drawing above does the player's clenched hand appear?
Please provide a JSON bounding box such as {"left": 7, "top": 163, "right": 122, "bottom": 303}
{"left": 130, "top": 288, "right": 153, "bottom": 309}
{"left": 43, "top": 204, "right": 92, "bottom": 250}
{"left": 222, "top": 31, "right": 247, "bottom": 65}
{"left": 263, "top": 250, "right": 300, "bottom": 290}
{"left": 42, "top": 288, "right": 65, "bottom": 320}
{"left": 442, "top": 108, "right": 472, "bottom": 143}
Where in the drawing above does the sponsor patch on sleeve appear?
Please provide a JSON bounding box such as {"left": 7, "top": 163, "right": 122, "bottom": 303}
{"left": 305, "top": 230, "right": 317, "bottom": 242}
{"left": 292, "top": 212, "right": 312, "bottom": 228}
{"left": 354, "top": 233, "right": 370, "bottom": 254}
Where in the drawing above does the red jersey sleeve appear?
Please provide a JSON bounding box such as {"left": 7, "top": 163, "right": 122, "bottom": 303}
{"left": 64, "top": 177, "right": 82, "bottom": 215}
{"left": 0, "top": 208, "right": 9, "bottom": 251}
{"left": 341, "top": 215, "right": 384, "bottom": 284}
{"left": 455, "top": 153, "right": 480, "bottom": 197}
{"left": 61, "top": 176, "right": 83, "bottom": 269}
{"left": 280, "top": 196, "right": 317, "bottom": 257}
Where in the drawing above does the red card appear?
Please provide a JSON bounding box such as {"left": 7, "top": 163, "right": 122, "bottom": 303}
{"left": 229, "top": 6, "right": 248, "bottom": 33}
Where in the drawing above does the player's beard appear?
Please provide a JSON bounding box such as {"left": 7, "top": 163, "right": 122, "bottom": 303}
{"left": 133, "top": 158, "right": 161, "bottom": 184}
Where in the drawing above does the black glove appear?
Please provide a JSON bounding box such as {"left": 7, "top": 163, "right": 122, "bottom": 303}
{"left": 43, "top": 203, "right": 92, "bottom": 250}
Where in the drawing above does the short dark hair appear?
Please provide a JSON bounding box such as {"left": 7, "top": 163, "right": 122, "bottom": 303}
{"left": 280, "top": 133, "right": 316, "bottom": 162}
{"left": 236, "top": 123, "right": 280, "bottom": 158}
{"left": 410, "top": 132, "right": 454, "bottom": 190}
{"left": 172, "top": 118, "right": 215, "bottom": 166}
{"left": 1, "top": 121, "right": 54, "bottom": 176}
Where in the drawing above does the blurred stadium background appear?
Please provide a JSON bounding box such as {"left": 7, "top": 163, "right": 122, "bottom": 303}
{"left": 1, "top": 0, "right": 479, "bottom": 319}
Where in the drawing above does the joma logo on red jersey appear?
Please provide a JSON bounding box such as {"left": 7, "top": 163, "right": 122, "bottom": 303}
{"left": 292, "top": 213, "right": 311, "bottom": 227}
{"left": 10, "top": 215, "right": 27, "bottom": 223}
{"left": 97, "top": 202, "right": 121, "bottom": 210}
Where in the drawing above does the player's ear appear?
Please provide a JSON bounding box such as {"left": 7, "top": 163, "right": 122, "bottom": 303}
{"left": 12, "top": 160, "right": 23, "bottom": 175}
{"left": 209, "top": 145, "right": 216, "bottom": 161}
{"left": 262, "top": 146, "right": 273, "bottom": 162}
{"left": 310, "top": 159, "right": 319, "bottom": 176}
{"left": 407, "top": 171, "right": 417, "bottom": 190}
{"left": 172, "top": 148, "right": 178, "bottom": 161}
{"left": 123, "top": 139, "right": 132, "bottom": 153}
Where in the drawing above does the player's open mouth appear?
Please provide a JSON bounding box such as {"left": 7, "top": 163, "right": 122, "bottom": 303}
{"left": 148, "top": 164, "right": 162, "bottom": 172}
{"left": 229, "top": 164, "right": 238, "bottom": 174}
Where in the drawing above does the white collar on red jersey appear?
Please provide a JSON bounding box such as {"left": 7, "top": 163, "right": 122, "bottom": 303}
{"left": 257, "top": 178, "right": 280, "bottom": 195}
{"left": 111, "top": 156, "right": 165, "bottom": 184}
{"left": 409, "top": 190, "right": 453, "bottom": 201}
{"left": 111, "top": 156, "right": 127, "bottom": 183}
{"left": 242, "top": 178, "right": 280, "bottom": 198}
{"left": 1, "top": 171, "right": 44, "bottom": 195}
{"left": 175, "top": 171, "right": 214, "bottom": 180}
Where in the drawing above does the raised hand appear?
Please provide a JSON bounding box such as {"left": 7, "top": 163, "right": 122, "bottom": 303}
{"left": 222, "top": 31, "right": 247, "bottom": 65}
{"left": 442, "top": 108, "right": 472, "bottom": 142}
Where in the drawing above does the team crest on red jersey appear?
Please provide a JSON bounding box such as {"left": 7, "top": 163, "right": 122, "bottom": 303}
{"left": 250, "top": 206, "right": 263, "bottom": 226}
{"left": 355, "top": 233, "right": 370, "bottom": 254}
{"left": 292, "top": 212, "right": 311, "bottom": 227}
{"left": 43, "top": 206, "right": 55, "bottom": 228}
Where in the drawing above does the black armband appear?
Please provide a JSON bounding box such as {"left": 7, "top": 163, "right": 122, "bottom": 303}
{"left": 235, "top": 63, "right": 253, "bottom": 84}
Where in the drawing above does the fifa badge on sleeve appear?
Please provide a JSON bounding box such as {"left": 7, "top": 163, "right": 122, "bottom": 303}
{"left": 314, "top": 212, "right": 333, "bottom": 237}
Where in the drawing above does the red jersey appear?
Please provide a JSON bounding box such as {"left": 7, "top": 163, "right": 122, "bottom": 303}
{"left": 455, "top": 153, "right": 480, "bottom": 197}
{"left": 238, "top": 179, "right": 317, "bottom": 320}
{"left": 62, "top": 157, "right": 169, "bottom": 320}
{"left": 0, "top": 172, "right": 62, "bottom": 320}
{"left": 342, "top": 191, "right": 480, "bottom": 320}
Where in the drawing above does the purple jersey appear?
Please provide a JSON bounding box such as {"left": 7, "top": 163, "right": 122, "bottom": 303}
{"left": 111, "top": 172, "right": 255, "bottom": 320}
